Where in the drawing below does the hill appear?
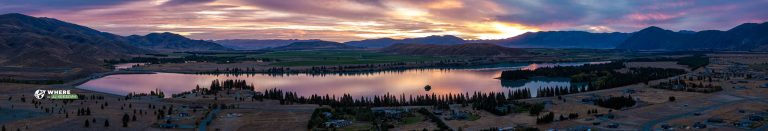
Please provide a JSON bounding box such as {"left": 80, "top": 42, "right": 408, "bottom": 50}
{"left": 345, "top": 35, "right": 465, "bottom": 48}
{"left": 484, "top": 31, "right": 630, "bottom": 49}
{"left": 213, "top": 39, "right": 321, "bottom": 50}
{"left": 0, "top": 13, "right": 151, "bottom": 69}
{"left": 126, "top": 32, "right": 231, "bottom": 51}
{"left": 617, "top": 22, "right": 768, "bottom": 51}
{"left": 380, "top": 43, "right": 525, "bottom": 56}
{"left": 270, "top": 41, "right": 361, "bottom": 51}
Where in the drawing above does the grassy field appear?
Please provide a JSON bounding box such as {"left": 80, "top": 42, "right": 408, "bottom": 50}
{"left": 402, "top": 115, "right": 425, "bottom": 125}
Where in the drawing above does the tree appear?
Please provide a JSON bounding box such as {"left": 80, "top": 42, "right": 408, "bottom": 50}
{"left": 104, "top": 119, "right": 109, "bottom": 127}
{"left": 529, "top": 104, "right": 545, "bottom": 115}
{"left": 669, "top": 96, "right": 676, "bottom": 102}
{"left": 84, "top": 120, "right": 90, "bottom": 128}
{"left": 122, "top": 113, "right": 129, "bottom": 127}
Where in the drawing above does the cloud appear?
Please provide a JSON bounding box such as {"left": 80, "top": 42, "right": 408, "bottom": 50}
{"left": 161, "top": 0, "right": 216, "bottom": 7}
{"left": 1, "top": 0, "right": 767, "bottom": 41}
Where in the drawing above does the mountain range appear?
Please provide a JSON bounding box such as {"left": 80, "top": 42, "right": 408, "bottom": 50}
{"left": 213, "top": 39, "right": 321, "bottom": 50}
{"left": 617, "top": 22, "right": 768, "bottom": 51}
{"left": 0, "top": 13, "right": 149, "bottom": 69}
{"left": 269, "top": 41, "right": 361, "bottom": 51}
{"left": 484, "top": 31, "right": 631, "bottom": 49}
{"left": 381, "top": 43, "right": 525, "bottom": 56}
{"left": 2, "top": 12, "right": 768, "bottom": 71}
{"left": 344, "top": 35, "right": 466, "bottom": 48}
{"left": 126, "top": 32, "right": 230, "bottom": 51}
{"left": 0, "top": 13, "right": 230, "bottom": 74}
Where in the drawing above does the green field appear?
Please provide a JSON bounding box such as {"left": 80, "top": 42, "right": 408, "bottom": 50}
{"left": 401, "top": 115, "right": 425, "bottom": 125}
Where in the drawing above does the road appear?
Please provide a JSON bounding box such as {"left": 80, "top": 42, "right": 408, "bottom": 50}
{"left": 198, "top": 107, "right": 221, "bottom": 131}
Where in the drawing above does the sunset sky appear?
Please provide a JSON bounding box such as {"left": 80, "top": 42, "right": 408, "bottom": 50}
{"left": 1, "top": 0, "right": 767, "bottom": 42}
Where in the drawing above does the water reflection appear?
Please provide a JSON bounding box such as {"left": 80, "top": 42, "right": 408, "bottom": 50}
{"left": 500, "top": 77, "right": 588, "bottom": 97}
{"left": 79, "top": 61, "right": 607, "bottom": 98}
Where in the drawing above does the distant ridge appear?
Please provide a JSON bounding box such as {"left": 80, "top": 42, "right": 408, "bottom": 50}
{"left": 270, "top": 41, "right": 361, "bottom": 51}
{"left": 213, "top": 39, "right": 321, "bottom": 50}
{"left": 617, "top": 22, "right": 768, "bottom": 51}
{"left": 381, "top": 43, "right": 525, "bottom": 56}
{"left": 345, "top": 35, "right": 465, "bottom": 48}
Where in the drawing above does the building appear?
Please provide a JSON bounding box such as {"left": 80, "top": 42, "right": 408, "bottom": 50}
{"left": 159, "top": 123, "right": 178, "bottom": 128}
{"left": 324, "top": 120, "right": 352, "bottom": 128}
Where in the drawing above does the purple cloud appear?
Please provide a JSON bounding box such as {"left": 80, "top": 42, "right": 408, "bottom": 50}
{"left": 1, "top": 0, "right": 767, "bottom": 41}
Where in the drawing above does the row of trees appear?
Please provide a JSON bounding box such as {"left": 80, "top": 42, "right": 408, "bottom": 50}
{"left": 524, "top": 67, "right": 685, "bottom": 97}
{"left": 194, "top": 58, "right": 500, "bottom": 75}
{"left": 676, "top": 55, "right": 710, "bottom": 70}
{"left": 594, "top": 95, "right": 637, "bottom": 110}
{"left": 253, "top": 88, "right": 537, "bottom": 116}
{"left": 500, "top": 62, "right": 625, "bottom": 80}
{"left": 625, "top": 55, "right": 710, "bottom": 70}
{"left": 651, "top": 78, "right": 723, "bottom": 93}
{"left": 0, "top": 78, "right": 64, "bottom": 85}
{"left": 172, "top": 79, "right": 254, "bottom": 97}
{"left": 126, "top": 88, "right": 165, "bottom": 99}
{"left": 104, "top": 55, "right": 276, "bottom": 65}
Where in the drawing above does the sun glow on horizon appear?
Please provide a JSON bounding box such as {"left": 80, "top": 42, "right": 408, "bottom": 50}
{"left": 470, "top": 22, "right": 539, "bottom": 40}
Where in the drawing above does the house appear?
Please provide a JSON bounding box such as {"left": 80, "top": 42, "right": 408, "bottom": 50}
{"left": 623, "top": 89, "right": 636, "bottom": 94}
{"left": 607, "top": 123, "right": 620, "bottom": 128}
{"left": 324, "top": 120, "right": 352, "bottom": 128}
{"left": 581, "top": 98, "right": 595, "bottom": 104}
{"left": 449, "top": 110, "right": 469, "bottom": 120}
{"left": 159, "top": 123, "right": 178, "bottom": 128}
{"left": 692, "top": 122, "right": 707, "bottom": 129}
{"left": 660, "top": 124, "right": 673, "bottom": 130}
{"left": 432, "top": 110, "right": 444, "bottom": 115}
{"left": 322, "top": 112, "right": 333, "bottom": 118}
{"left": 381, "top": 110, "right": 403, "bottom": 119}
{"left": 733, "top": 121, "right": 753, "bottom": 128}
{"left": 748, "top": 115, "right": 764, "bottom": 121}
{"left": 178, "top": 112, "right": 190, "bottom": 117}
{"left": 372, "top": 109, "right": 405, "bottom": 119}
{"left": 707, "top": 118, "right": 724, "bottom": 123}
{"left": 495, "top": 105, "right": 511, "bottom": 114}
{"left": 224, "top": 113, "right": 242, "bottom": 118}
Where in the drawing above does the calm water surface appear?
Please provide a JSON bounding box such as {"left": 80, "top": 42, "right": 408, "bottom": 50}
{"left": 79, "top": 61, "right": 608, "bottom": 98}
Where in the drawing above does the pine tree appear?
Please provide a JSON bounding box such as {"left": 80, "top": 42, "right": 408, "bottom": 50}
{"left": 104, "top": 119, "right": 110, "bottom": 127}
{"left": 122, "top": 113, "right": 129, "bottom": 127}
{"left": 84, "top": 120, "right": 90, "bottom": 128}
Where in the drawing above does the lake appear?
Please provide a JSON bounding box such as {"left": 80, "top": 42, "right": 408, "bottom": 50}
{"left": 78, "top": 61, "right": 608, "bottom": 98}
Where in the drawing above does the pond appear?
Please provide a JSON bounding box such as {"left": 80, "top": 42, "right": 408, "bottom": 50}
{"left": 78, "top": 61, "right": 608, "bottom": 98}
